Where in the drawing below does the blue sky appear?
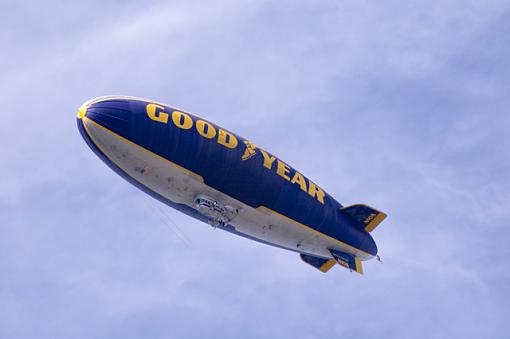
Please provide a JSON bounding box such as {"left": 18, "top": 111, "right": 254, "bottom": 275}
{"left": 1, "top": 1, "right": 510, "bottom": 338}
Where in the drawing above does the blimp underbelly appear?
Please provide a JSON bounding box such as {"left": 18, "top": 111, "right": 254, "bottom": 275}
{"left": 82, "top": 117, "right": 334, "bottom": 259}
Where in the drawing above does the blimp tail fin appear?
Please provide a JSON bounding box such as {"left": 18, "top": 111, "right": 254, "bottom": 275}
{"left": 300, "top": 254, "right": 336, "bottom": 273}
{"left": 342, "top": 204, "right": 387, "bottom": 233}
{"left": 300, "top": 252, "right": 363, "bottom": 274}
{"left": 329, "top": 249, "right": 364, "bottom": 274}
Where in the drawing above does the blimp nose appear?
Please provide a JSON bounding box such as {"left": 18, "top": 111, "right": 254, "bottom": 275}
{"left": 76, "top": 96, "right": 139, "bottom": 165}
{"left": 78, "top": 96, "right": 133, "bottom": 138}
{"left": 77, "top": 101, "right": 88, "bottom": 120}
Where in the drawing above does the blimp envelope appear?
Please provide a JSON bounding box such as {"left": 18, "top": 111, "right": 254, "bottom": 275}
{"left": 77, "top": 96, "right": 386, "bottom": 274}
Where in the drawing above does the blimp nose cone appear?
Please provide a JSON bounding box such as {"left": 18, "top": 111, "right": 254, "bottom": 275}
{"left": 77, "top": 102, "right": 88, "bottom": 119}
{"left": 81, "top": 96, "right": 133, "bottom": 137}
{"left": 76, "top": 96, "right": 138, "bottom": 160}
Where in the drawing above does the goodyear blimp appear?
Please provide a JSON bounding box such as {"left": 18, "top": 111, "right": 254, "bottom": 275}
{"left": 77, "top": 96, "right": 386, "bottom": 274}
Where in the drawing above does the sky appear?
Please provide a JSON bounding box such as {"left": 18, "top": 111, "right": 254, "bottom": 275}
{"left": 1, "top": 0, "right": 510, "bottom": 338}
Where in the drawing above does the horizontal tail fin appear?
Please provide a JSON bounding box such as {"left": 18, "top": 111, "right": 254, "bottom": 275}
{"left": 300, "top": 254, "right": 336, "bottom": 273}
{"left": 342, "top": 204, "right": 387, "bottom": 233}
{"left": 329, "top": 249, "right": 363, "bottom": 274}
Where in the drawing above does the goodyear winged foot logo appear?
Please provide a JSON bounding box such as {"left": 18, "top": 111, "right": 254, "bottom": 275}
{"left": 241, "top": 141, "right": 258, "bottom": 160}
{"left": 240, "top": 140, "right": 325, "bottom": 204}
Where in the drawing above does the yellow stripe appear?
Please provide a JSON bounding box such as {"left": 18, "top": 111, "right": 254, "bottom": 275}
{"left": 82, "top": 117, "right": 204, "bottom": 183}
{"left": 257, "top": 206, "right": 370, "bottom": 257}
{"left": 319, "top": 259, "right": 336, "bottom": 273}
{"left": 364, "top": 212, "right": 387, "bottom": 233}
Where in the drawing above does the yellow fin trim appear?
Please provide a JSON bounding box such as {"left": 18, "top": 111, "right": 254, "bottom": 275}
{"left": 319, "top": 259, "right": 336, "bottom": 273}
{"left": 364, "top": 212, "right": 387, "bottom": 233}
{"left": 354, "top": 257, "right": 363, "bottom": 274}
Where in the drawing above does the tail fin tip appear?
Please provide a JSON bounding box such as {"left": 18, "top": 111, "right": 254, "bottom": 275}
{"left": 300, "top": 254, "right": 336, "bottom": 273}
{"left": 342, "top": 204, "right": 387, "bottom": 233}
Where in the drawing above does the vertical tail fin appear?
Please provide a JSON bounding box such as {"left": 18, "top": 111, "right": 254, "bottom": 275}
{"left": 300, "top": 254, "right": 336, "bottom": 273}
{"left": 300, "top": 251, "right": 365, "bottom": 274}
{"left": 329, "top": 249, "right": 363, "bottom": 274}
{"left": 342, "top": 204, "right": 387, "bottom": 233}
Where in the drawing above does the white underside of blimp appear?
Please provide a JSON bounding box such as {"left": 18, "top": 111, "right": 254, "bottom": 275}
{"left": 82, "top": 117, "right": 371, "bottom": 261}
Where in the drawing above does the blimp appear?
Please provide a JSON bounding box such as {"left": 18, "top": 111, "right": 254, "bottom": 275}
{"left": 77, "top": 96, "right": 386, "bottom": 274}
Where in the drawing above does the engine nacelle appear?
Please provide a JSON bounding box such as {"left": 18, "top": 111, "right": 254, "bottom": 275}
{"left": 193, "top": 194, "right": 240, "bottom": 227}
